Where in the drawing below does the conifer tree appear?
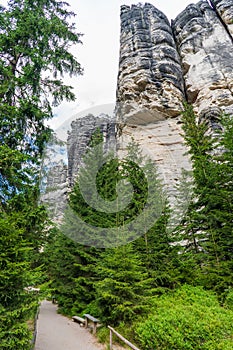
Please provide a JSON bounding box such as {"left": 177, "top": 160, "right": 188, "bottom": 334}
{"left": 0, "top": 0, "right": 82, "bottom": 200}
{"left": 179, "top": 105, "right": 233, "bottom": 292}
{"left": 44, "top": 231, "right": 100, "bottom": 316}
{"left": 95, "top": 244, "right": 149, "bottom": 326}
{"left": 0, "top": 0, "right": 82, "bottom": 347}
{"left": 0, "top": 212, "right": 36, "bottom": 350}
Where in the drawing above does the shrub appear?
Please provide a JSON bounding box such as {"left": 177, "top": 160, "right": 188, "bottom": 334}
{"left": 136, "top": 285, "right": 233, "bottom": 350}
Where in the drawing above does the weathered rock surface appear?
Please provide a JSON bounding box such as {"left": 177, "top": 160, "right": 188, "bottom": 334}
{"left": 67, "top": 114, "right": 116, "bottom": 186}
{"left": 40, "top": 136, "right": 68, "bottom": 223}
{"left": 116, "top": 3, "right": 185, "bottom": 124}
{"left": 172, "top": 0, "right": 233, "bottom": 117}
{"left": 117, "top": 118, "right": 191, "bottom": 198}
{"left": 42, "top": 0, "right": 233, "bottom": 221}
{"left": 41, "top": 114, "right": 115, "bottom": 222}
{"left": 210, "top": 0, "right": 233, "bottom": 36}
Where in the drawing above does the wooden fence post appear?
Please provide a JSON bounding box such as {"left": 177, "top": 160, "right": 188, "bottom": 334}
{"left": 109, "top": 328, "right": 113, "bottom": 350}
{"left": 108, "top": 326, "right": 141, "bottom": 350}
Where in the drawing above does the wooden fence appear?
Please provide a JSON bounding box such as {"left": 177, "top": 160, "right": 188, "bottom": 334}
{"left": 108, "top": 326, "right": 141, "bottom": 350}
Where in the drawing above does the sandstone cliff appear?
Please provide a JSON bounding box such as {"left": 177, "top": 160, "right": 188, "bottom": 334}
{"left": 116, "top": 0, "right": 233, "bottom": 199}
{"left": 172, "top": 0, "right": 233, "bottom": 119}
{"left": 67, "top": 114, "right": 116, "bottom": 186}
{"left": 43, "top": 0, "right": 233, "bottom": 220}
{"left": 116, "top": 3, "right": 184, "bottom": 124}
{"left": 211, "top": 0, "right": 233, "bottom": 36}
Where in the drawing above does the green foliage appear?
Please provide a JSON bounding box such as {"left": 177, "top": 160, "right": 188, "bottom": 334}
{"left": 50, "top": 135, "right": 166, "bottom": 325}
{"left": 45, "top": 111, "right": 233, "bottom": 350}
{"left": 95, "top": 244, "right": 149, "bottom": 326}
{"left": 0, "top": 0, "right": 82, "bottom": 200}
{"left": 0, "top": 212, "right": 37, "bottom": 350}
{"left": 176, "top": 105, "right": 233, "bottom": 293}
{"left": 224, "top": 289, "right": 233, "bottom": 311}
{"left": 0, "top": 0, "right": 82, "bottom": 347}
{"left": 136, "top": 285, "right": 233, "bottom": 350}
{"left": 43, "top": 230, "right": 100, "bottom": 316}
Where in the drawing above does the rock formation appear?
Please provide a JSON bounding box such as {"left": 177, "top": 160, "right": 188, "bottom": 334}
{"left": 116, "top": 0, "right": 233, "bottom": 197}
{"left": 116, "top": 3, "right": 185, "bottom": 124}
{"left": 210, "top": 0, "right": 233, "bottom": 36}
{"left": 43, "top": 0, "right": 233, "bottom": 221}
{"left": 172, "top": 0, "right": 233, "bottom": 118}
{"left": 41, "top": 114, "right": 116, "bottom": 222}
{"left": 67, "top": 114, "right": 116, "bottom": 186}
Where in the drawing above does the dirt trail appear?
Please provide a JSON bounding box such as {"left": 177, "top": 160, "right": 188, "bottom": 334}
{"left": 35, "top": 300, "right": 105, "bottom": 350}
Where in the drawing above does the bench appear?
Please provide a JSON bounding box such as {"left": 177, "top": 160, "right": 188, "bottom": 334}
{"left": 83, "top": 314, "right": 100, "bottom": 334}
{"left": 72, "top": 315, "right": 85, "bottom": 326}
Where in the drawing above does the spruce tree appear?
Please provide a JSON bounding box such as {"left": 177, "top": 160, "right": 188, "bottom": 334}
{"left": 0, "top": 0, "right": 82, "bottom": 199}
{"left": 44, "top": 230, "right": 100, "bottom": 316}
{"left": 0, "top": 212, "right": 36, "bottom": 350}
{"left": 0, "top": 0, "right": 82, "bottom": 347}
{"left": 179, "top": 105, "right": 233, "bottom": 293}
{"left": 95, "top": 244, "right": 149, "bottom": 326}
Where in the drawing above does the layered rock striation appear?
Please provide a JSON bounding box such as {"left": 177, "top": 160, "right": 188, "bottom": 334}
{"left": 67, "top": 114, "right": 116, "bottom": 186}
{"left": 117, "top": 1, "right": 233, "bottom": 123}
{"left": 116, "top": 3, "right": 185, "bottom": 124}
{"left": 172, "top": 0, "right": 233, "bottom": 118}
{"left": 43, "top": 1, "right": 233, "bottom": 220}
{"left": 116, "top": 0, "right": 233, "bottom": 197}
{"left": 210, "top": 0, "right": 233, "bottom": 36}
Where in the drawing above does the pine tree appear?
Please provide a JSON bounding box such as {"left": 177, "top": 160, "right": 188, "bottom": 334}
{"left": 179, "top": 105, "right": 233, "bottom": 293}
{"left": 0, "top": 1, "right": 82, "bottom": 347}
{"left": 0, "top": 212, "right": 36, "bottom": 350}
{"left": 44, "top": 230, "right": 100, "bottom": 316}
{"left": 95, "top": 244, "right": 149, "bottom": 326}
{"left": 0, "top": 0, "right": 82, "bottom": 199}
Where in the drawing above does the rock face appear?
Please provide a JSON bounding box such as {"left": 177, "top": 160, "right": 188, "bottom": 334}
{"left": 116, "top": 0, "right": 233, "bottom": 199}
{"left": 41, "top": 114, "right": 115, "bottom": 222}
{"left": 211, "top": 0, "right": 233, "bottom": 36}
{"left": 40, "top": 136, "right": 68, "bottom": 223}
{"left": 116, "top": 3, "right": 185, "bottom": 124}
{"left": 172, "top": 0, "right": 233, "bottom": 117}
{"left": 43, "top": 1, "right": 233, "bottom": 220}
{"left": 67, "top": 114, "right": 116, "bottom": 186}
{"left": 117, "top": 119, "right": 191, "bottom": 198}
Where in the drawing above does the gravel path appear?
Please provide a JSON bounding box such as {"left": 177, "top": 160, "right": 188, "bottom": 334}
{"left": 35, "top": 300, "right": 105, "bottom": 350}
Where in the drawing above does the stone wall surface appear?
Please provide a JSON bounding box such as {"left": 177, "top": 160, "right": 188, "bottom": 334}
{"left": 116, "top": 3, "right": 185, "bottom": 124}
{"left": 211, "top": 0, "right": 233, "bottom": 36}
{"left": 117, "top": 119, "right": 191, "bottom": 198}
{"left": 172, "top": 0, "right": 233, "bottom": 117}
{"left": 116, "top": 0, "right": 233, "bottom": 198}
{"left": 67, "top": 114, "right": 116, "bottom": 186}
{"left": 44, "top": 0, "right": 233, "bottom": 220}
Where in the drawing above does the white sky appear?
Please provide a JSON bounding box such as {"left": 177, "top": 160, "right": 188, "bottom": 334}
{"left": 1, "top": 0, "right": 196, "bottom": 128}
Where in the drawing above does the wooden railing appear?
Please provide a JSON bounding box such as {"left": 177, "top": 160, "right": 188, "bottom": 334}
{"left": 30, "top": 305, "right": 40, "bottom": 350}
{"left": 108, "top": 326, "right": 141, "bottom": 350}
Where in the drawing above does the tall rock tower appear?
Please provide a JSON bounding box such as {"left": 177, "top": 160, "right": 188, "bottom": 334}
{"left": 116, "top": 3, "right": 185, "bottom": 123}
{"left": 116, "top": 1, "right": 233, "bottom": 195}
{"left": 172, "top": 0, "right": 233, "bottom": 121}
{"left": 116, "top": 3, "right": 190, "bottom": 196}
{"left": 43, "top": 1, "right": 233, "bottom": 221}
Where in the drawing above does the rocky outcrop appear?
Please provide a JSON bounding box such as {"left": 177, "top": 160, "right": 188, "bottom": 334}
{"left": 210, "top": 0, "right": 233, "bottom": 36}
{"left": 116, "top": 0, "right": 233, "bottom": 199}
{"left": 116, "top": 3, "right": 185, "bottom": 124}
{"left": 172, "top": 0, "right": 233, "bottom": 117}
{"left": 117, "top": 119, "right": 191, "bottom": 198}
{"left": 42, "top": 1, "right": 233, "bottom": 221}
{"left": 67, "top": 114, "right": 116, "bottom": 186}
{"left": 40, "top": 136, "right": 68, "bottom": 223}
{"left": 41, "top": 114, "right": 115, "bottom": 222}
